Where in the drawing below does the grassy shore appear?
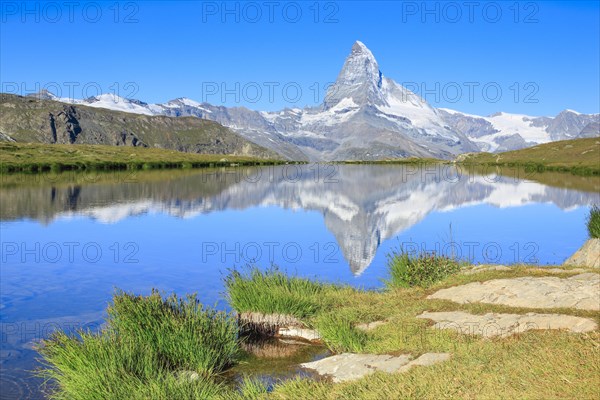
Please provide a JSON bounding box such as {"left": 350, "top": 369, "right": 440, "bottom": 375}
{"left": 39, "top": 258, "right": 599, "bottom": 399}
{"left": 0, "top": 142, "right": 286, "bottom": 173}
{"left": 458, "top": 137, "right": 600, "bottom": 176}
{"left": 227, "top": 265, "right": 599, "bottom": 399}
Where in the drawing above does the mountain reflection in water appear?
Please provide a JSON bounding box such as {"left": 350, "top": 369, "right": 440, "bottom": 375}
{"left": 2, "top": 165, "right": 598, "bottom": 274}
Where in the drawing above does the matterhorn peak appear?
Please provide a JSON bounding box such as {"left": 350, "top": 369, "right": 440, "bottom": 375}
{"left": 324, "top": 40, "right": 386, "bottom": 109}
{"left": 351, "top": 40, "right": 375, "bottom": 58}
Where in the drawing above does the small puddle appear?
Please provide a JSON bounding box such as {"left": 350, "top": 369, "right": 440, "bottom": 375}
{"left": 223, "top": 336, "right": 331, "bottom": 389}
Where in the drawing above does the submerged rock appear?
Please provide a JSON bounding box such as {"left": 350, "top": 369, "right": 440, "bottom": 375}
{"left": 565, "top": 239, "right": 600, "bottom": 268}
{"left": 300, "top": 352, "right": 450, "bottom": 383}
{"left": 427, "top": 273, "right": 600, "bottom": 311}
{"left": 417, "top": 311, "right": 597, "bottom": 338}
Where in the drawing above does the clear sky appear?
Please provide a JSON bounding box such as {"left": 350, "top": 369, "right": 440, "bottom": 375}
{"left": 1, "top": 1, "right": 599, "bottom": 116}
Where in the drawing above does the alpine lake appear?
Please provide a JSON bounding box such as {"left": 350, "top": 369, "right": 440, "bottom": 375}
{"left": 1, "top": 163, "right": 599, "bottom": 398}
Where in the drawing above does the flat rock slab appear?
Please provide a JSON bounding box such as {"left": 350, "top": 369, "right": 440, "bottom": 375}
{"left": 417, "top": 311, "right": 597, "bottom": 338}
{"left": 565, "top": 239, "right": 600, "bottom": 268}
{"left": 301, "top": 352, "right": 450, "bottom": 383}
{"left": 428, "top": 273, "right": 600, "bottom": 311}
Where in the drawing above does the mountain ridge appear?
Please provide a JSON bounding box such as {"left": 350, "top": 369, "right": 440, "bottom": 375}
{"left": 9, "top": 40, "right": 600, "bottom": 160}
{"left": 0, "top": 93, "right": 278, "bottom": 159}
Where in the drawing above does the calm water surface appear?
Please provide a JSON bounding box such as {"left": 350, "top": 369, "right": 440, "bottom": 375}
{"left": 1, "top": 165, "right": 598, "bottom": 398}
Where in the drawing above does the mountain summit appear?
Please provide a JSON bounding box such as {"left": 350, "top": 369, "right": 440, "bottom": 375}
{"left": 324, "top": 41, "right": 385, "bottom": 109}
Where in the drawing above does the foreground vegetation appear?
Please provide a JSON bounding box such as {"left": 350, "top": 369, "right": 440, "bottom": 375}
{"left": 39, "top": 228, "right": 600, "bottom": 399}
{"left": 225, "top": 263, "right": 599, "bottom": 399}
{"left": 588, "top": 205, "right": 600, "bottom": 238}
{"left": 0, "top": 142, "right": 285, "bottom": 173}
{"left": 39, "top": 290, "right": 240, "bottom": 399}
{"left": 385, "top": 250, "right": 462, "bottom": 288}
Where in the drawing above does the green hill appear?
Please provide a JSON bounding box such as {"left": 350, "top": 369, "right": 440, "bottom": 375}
{"left": 0, "top": 93, "right": 277, "bottom": 159}
{"left": 458, "top": 137, "right": 600, "bottom": 174}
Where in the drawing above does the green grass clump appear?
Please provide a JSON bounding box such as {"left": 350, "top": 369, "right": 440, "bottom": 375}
{"left": 38, "top": 289, "right": 239, "bottom": 399}
{"left": 314, "top": 313, "right": 368, "bottom": 353}
{"left": 38, "top": 331, "right": 225, "bottom": 400}
{"left": 224, "top": 267, "right": 335, "bottom": 319}
{"left": 587, "top": 205, "right": 600, "bottom": 238}
{"left": 385, "top": 251, "right": 462, "bottom": 288}
{"left": 108, "top": 289, "right": 239, "bottom": 374}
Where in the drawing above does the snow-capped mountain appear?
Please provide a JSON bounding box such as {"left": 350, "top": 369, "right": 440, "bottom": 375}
{"left": 438, "top": 108, "right": 599, "bottom": 152}
{"left": 29, "top": 41, "right": 599, "bottom": 159}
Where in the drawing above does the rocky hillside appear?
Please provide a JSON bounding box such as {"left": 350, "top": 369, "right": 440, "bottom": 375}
{"left": 0, "top": 94, "right": 278, "bottom": 159}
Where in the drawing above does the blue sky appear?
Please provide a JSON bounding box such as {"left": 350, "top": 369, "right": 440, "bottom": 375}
{"left": 1, "top": 1, "right": 599, "bottom": 116}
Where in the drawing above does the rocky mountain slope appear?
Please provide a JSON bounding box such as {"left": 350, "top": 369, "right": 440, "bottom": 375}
{"left": 0, "top": 94, "right": 277, "bottom": 158}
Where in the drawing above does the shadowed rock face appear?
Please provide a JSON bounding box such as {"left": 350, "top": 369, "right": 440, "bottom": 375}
{"left": 2, "top": 165, "right": 599, "bottom": 275}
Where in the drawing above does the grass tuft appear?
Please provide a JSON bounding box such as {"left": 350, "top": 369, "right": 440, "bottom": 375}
{"left": 38, "top": 289, "right": 239, "bottom": 399}
{"left": 107, "top": 289, "right": 240, "bottom": 374}
{"left": 314, "top": 313, "right": 368, "bottom": 353}
{"left": 587, "top": 205, "right": 600, "bottom": 238}
{"left": 37, "top": 331, "right": 225, "bottom": 400}
{"left": 224, "top": 267, "right": 335, "bottom": 319}
{"left": 385, "top": 250, "right": 462, "bottom": 288}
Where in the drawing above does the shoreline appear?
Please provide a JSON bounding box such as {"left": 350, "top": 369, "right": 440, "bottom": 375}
{"left": 36, "top": 256, "right": 599, "bottom": 399}
{"left": 2, "top": 137, "right": 599, "bottom": 175}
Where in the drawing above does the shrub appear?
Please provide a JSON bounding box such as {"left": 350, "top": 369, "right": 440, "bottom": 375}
{"left": 587, "top": 205, "right": 600, "bottom": 238}
{"left": 386, "top": 251, "right": 462, "bottom": 288}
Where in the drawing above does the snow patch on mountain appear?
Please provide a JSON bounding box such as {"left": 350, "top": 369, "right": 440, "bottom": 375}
{"left": 67, "top": 93, "right": 156, "bottom": 116}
